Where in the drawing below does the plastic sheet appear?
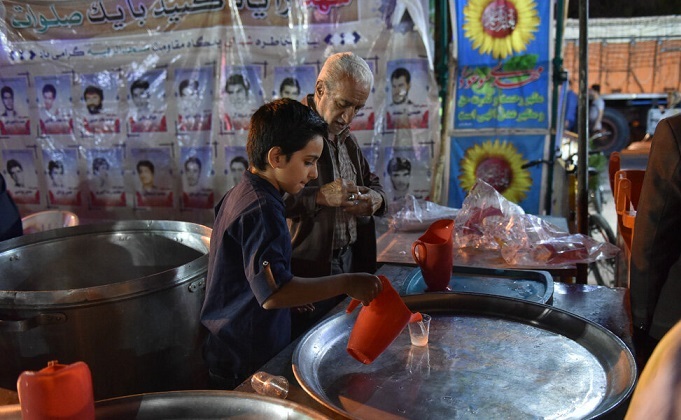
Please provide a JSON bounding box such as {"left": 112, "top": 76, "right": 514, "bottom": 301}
{"left": 388, "top": 195, "right": 459, "bottom": 232}
{"left": 454, "top": 180, "right": 620, "bottom": 267}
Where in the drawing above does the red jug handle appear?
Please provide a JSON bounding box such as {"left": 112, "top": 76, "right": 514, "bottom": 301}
{"left": 411, "top": 240, "right": 427, "bottom": 265}
{"left": 346, "top": 299, "right": 361, "bottom": 313}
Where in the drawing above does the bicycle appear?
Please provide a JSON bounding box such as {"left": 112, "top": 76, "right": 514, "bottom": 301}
{"left": 523, "top": 147, "right": 618, "bottom": 287}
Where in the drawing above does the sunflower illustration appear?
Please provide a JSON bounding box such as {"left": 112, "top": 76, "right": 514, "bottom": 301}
{"left": 462, "top": 0, "right": 540, "bottom": 60}
{"left": 459, "top": 139, "right": 532, "bottom": 203}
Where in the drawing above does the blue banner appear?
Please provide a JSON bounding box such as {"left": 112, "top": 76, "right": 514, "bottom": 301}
{"left": 452, "top": 0, "right": 551, "bottom": 130}
{"left": 448, "top": 134, "right": 545, "bottom": 213}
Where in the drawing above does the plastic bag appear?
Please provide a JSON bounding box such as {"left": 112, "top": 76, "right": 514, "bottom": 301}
{"left": 389, "top": 195, "right": 459, "bottom": 232}
{"left": 454, "top": 180, "right": 620, "bottom": 266}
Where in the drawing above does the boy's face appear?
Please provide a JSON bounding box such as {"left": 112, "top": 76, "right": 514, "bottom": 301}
{"left": 274, "top": 135, "right": 323, "bottom": 194}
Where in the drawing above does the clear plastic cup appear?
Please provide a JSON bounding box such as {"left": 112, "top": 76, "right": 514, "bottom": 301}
{"left": 408, "top": 313, "right": 431, "bottom": 346}
{"left": 250, "top": 371, "right": 289, "bottom": 399}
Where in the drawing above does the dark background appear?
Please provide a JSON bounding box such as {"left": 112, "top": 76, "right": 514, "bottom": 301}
{"left": 567, "top": 0, "right": 679, "bottom": 18}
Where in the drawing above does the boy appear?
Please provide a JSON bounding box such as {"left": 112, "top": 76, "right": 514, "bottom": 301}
{"left": 201, "top": 98, "right": 383, "bottom": 389}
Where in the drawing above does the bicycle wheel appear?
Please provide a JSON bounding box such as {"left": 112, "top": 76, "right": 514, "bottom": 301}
{"left": 588, "top": 213, "right": 617, "bottom": 287}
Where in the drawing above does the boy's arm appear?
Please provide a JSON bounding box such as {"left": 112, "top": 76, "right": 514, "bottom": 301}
{"left": 262, "top": 273, "right": 382, "bottom": 310}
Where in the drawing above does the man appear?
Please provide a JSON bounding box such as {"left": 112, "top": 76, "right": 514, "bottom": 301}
{"left": 92, "top": 157, "right": 110, "bottom": 190}
{"left": 48, "top": 160, "right": 65, "bottom": 188}
{"left": 285, "top": 52, "right": 387, "bottom": 333}
{"left": 225, "top": 74, "right": 250, "bottom": 111}
{"left": 83, "top": 85, "right": 103, "bottom": 115}
{"left": 130, "top": 79, "right": 151, "bottom": 113}
{"left": 6, "top": 159, "right": 25, "bottom": 188}
{"left": 390, "top": 67, "right": 412, "bottom": 106}
{"left": 279, "top": 77, "right": 301, "bottom": 100}
{"left": 589, "top": 84, "right": 605, "bottom": 134}
{"left": 630, "top": 113, "right": 681, "bottom": 367}
{"left": 136, "top": 160, "right": 156, "bottom": 192}
{"left": 184, "top": 156, "right": 202, "bottom": 189}
{"left": 229, "top": 156, "right": 248, "bottom": 187}
{"left": 41, "top": 84, "right": 61, "bottom": 119}
{"left": 1, "top": 86, "right": 16, "bottom": 117}
{"left": 387, "top": 156, "right": 411, "bottom": 201}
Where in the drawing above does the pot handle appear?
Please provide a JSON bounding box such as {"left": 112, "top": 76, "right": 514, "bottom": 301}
{"left": 0, "top": 313, "right": 67, "bottom": 332}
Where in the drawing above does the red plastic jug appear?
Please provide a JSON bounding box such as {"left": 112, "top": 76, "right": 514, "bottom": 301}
{"left": 411, "top": 218, "right": 454, "bottom": 292}
{"left": 17, "top": 360, "right": 95, "bottom": 420}
{"left": 346, "top": 275, "right": 421, "bottom": 364}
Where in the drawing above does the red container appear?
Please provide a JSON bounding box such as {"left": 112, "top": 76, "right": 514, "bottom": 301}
{"left": 17, "top": 360, "right": 95, "bottom": 420}
{"left": 411, "top": 219, "right": 454, "bottom": 292}
{"left": 346, "top": 275, "right": 420, "bottom": 364}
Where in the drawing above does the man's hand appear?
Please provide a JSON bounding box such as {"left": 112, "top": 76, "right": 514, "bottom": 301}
{"left": 343, "top": 187, "right": 382, "bottom": 216}
{"left": 317, "top": 178, "right": 359, "bottom": 207}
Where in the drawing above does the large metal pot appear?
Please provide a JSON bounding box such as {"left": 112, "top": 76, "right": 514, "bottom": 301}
{"left": 0, "top": 220, "right": 211, "bottom": 400}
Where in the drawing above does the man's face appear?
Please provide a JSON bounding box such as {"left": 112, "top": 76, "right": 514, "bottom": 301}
{"left": 230, "top": 162, "right": 247, "bottom": 185}
{"left": 138, "top": 165, "right": 154, "bottom": 186}
{"left": 85, "top": 93, "right": 102, "bottom": 114}
{"left": 2, "top": 91, "right": 14, "bottom": 112}
{"left": 132, "top": 87, "right": 150, "bottom": 110}
{"left": 50, "top": 167, "right": 64, "bottom": 187}
{"left": 315, "top": 77, "right": 369, "bottom": 135}
{"left": 9, "top": 166, "right": 24, "bottom": 186}
{"left": 390, "top": 169, "right": 410, "bottom": 192}
{"left": 43, "top": 91, "right": 55, "bottom": 111}
{"left": 391, "top": 75, "right": 410, "bottom": 105}
{"left": 185, "top": 161, "right": 201, "bottom": 187}
{"left": 226, "top": 84, "right": 248, "bottom": 109}
{"left": 280, "top": 85, "right": 300, "bottom": 100}
{"left": 95, "top": 163, "right": 109, "bottom": 180}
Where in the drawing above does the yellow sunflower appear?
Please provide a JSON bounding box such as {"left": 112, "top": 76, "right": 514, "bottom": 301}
{"left": 462, "top": 0, "right": 540, "bottom": 60}
{"left": 459, "top": 139, "right": 532, "bottom": 203}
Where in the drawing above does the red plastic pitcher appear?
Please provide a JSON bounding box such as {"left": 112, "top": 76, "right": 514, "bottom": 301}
{"left": 346, "top": 275, "right": 421, "bottom": 364}
{"left": 17, "top": 360, "right": 95, "bottom": 420}
{"left": 411, "top": 218, "right": 454, "bottom": 292}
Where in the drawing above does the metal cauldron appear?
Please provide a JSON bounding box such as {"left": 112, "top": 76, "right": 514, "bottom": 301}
{"left": 0, "top": 220, "right": 211, "bottom": 400}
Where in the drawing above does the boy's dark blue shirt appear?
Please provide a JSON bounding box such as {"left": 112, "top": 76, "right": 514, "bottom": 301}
{"left": 201, "top": 170, "right": 294, "bottom": 381}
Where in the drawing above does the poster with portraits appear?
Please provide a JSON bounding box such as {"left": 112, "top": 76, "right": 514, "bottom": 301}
{"left": 180, "top": 146, "right": 214, "bottom": 209}
{"left": 2, "top": 148, "right": 40, "bottom": 205}
{"left": 130, "top": 146, "right": 174, "bottom": 208}
{"left": 42, "top": 148, "right": 81, "bottom": 206}
{"left": 272, "top": 65, "right": 317, "bottom": 102}
{"left": 79, "top": 71, "right": 121, "bottom": 135}
{"left": 0, "top": 76, "right": 31, "bottom": 136}
{"left": 220, "top": 65, "right": 264, "bottom": 133}
{"left": 385, "top": 58, "right": 430, "bottom": 131}
{"left": 127, "top": 69, "right": 168, "bottom": 134}
{"left": 224, "top": 146, "right": 248, "bottom": 189}
{"left": 383, "top": 145, "right": 431, "bottom": 211}
{"left": 174, "top": 66, "right": 213, "bottom": 133}
{"left": 36, "top": 75, "right": 74, "bottom": 136}
{"left": 85, "top": 148, "right": 126, "bottom": 208}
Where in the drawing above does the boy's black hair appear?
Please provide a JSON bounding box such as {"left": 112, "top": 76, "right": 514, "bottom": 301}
{"left": 247, "top": 98, "right": 327, "bottom": 170}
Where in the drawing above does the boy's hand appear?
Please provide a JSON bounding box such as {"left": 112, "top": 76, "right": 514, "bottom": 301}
{"left": 346, "top": 274, "right": 383, "bottom": 306}
{"left": 317, "top": 178, "right": 360, "bottom": 207}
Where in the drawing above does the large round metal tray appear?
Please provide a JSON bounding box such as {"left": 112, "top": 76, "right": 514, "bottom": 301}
{"left": 293, "top": 293, "right": 636, "bottom": 419}
{"left": 0, "top": 391, "right": 326, "bottom": 419}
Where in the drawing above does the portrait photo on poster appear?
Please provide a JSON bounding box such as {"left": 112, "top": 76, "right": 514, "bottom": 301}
{"left": 175, "top": 66, "right": 213, "bottom": 132}
{"left": 0, "top": 76, "right": 31, "bottom": 136}
{"left": 220, "top": 65, "right": 264, "bottom": 133}
{"left": 127, "top": 69, "right": 168, "bottom": 134}
{"left": 86, "top": 148, "right": 126, "bottom": 208}
{"left": 35, "top": 74, "right": 74, "bottom": 136}
{"left": 130, "top": 146, "right": 175, "bottom": 208}
{"left": 385, "top": 58, "right": 430, "bottom": 131}
{"left": 180, "top": 145, "right": 214, "bottom": 209}
{"left": 383, "top": 145, "right": 431, "bottom": 212}
{"left": 79, "top": 71, "right": 121, "bottom": 135}
{"left": 2, "top": 148, "right": 40, "bottom": 205}
{"left": 224, "top": 145, "right": 248, "bottom": 189}
{"left": 272, "top": 65, "right": 316, "bottom": 102}
{"left": 42, "top": 148, "right": 81, "bottom": 207}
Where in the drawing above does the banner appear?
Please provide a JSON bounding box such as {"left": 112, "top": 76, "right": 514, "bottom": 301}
{"left": 0, "top": 0, "right": 440, "bottom": 223}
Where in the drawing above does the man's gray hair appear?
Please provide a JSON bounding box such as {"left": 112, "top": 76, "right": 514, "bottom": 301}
{"left": 319, "top": 52, "right": 373, "bottom": 92}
